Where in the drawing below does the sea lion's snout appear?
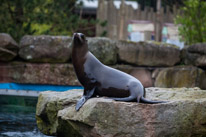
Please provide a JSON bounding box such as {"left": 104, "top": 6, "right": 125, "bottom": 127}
{"left": 73, "top": 33, "right": 78, "bottom": 37}
{"left": 73, "top": 33, "right": 80, "bottom": 40}
{"left": 73, "top": 33, "right": 84, "bottom": 39}
{"left": 73, "top": 33, "right": 86, "bottom": 44}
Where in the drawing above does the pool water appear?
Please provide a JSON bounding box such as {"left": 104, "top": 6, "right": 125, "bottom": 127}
{"left": 0, "top": 83, "right": 83, "bottom": 137}
{"left": 0, "top": 96, "right": 52, "bottom": 137}
{"left": 0, "top": 83, "right": 83, "bottom": 92}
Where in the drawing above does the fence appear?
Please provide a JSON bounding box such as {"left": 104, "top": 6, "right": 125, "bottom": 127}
{"left": 96, "top": 0, "right": 179, "bottom": 41}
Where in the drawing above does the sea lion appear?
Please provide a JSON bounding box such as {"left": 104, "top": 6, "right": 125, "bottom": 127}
{"left": 72, "top": 33, "right": 165, "bottom": 111}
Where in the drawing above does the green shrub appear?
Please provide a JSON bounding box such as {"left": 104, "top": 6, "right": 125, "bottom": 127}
{"left": 175, "top": 0, "right": 206, "bottom": 45}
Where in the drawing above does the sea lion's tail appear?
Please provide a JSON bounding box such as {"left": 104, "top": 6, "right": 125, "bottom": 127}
{"left": 140, "top": 97, "right": 167, "bottom": 104}
{"left": 143, "top": 88, "right": 146, "bottom": 98}
{"left": 141, "top": 88, "right": 167, "bottom": 104}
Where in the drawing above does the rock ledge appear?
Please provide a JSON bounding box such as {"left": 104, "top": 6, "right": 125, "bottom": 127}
{"left": 36, "top": 88, "right": 206, "bottom": 137}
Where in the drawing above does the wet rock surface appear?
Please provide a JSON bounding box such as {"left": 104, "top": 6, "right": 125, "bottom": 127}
{"left": 36, "top": 88, "right": 206, "bottom": 137}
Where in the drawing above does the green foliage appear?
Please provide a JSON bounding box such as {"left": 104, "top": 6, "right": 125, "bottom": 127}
{"left": 100, "top": 20, "right": 107, "bottom": 37}
{"left": 175, "top": 0, "right": 206, "bottom": 45}
{"left": 0, "top": 0, "right": 98, "bottom": 41}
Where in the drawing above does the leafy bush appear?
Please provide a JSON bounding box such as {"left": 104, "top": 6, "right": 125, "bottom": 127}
{"left": 175, "top": 0, "right": 206, "bottom": 45}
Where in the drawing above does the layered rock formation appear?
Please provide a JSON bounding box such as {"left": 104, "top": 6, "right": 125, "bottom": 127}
{"left": 36, "top": 88, "right": 206, "bottom": 137}
{"left": 1, "top": 63, "right": 206, "bottom": 89}
{"left": 0, "top": 33, "right": 206, "bottom": 89}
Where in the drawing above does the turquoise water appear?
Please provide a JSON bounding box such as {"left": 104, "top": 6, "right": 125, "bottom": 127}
{"left": 0, "top": 83, "right": 83, "bottom": 91}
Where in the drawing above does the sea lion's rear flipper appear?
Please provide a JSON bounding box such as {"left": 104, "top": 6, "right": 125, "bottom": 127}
{"left": 75, "top": 87, "right": 95, "bottom": 111}
{"left": 140, "top": 97, "right": 167, "bottom": 104}
{"left": 109, "top": 95, "right": 136, "bottom": 102}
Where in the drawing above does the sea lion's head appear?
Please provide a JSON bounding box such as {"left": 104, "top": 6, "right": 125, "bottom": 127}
{"left": 72, "top": 33, "right": 87, "bottom": 48}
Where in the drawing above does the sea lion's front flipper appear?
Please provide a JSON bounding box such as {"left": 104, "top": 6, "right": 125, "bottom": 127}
{"left": 76, "top": 96, "right": 86, "bottom": 111}
{"left": 75, "top": 87, "right": 95, "bottom": 111}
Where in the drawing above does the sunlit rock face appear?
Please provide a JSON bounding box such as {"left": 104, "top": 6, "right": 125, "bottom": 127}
{"left": 0, "top": 33, "right": 19, "bottom": 62}
{"left": 19, "top": 35, "right": 72, "bottom": 63}
{"left": 36, "top": 88, "right": 206, "bottom": 137}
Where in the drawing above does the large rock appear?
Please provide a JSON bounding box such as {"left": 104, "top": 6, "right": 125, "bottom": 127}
{"left": 183, "top": 43, "right": 206, "bottom": 67}
{"left": 0, "top": 62, "right": 80, "bottom": 85}
{"left": 154, "top": 66, "right": 206, "bottom": 89}
{"left": 19, "top": 35, "right": 72, "bottom": 63}
{"left": 88, "top": 37, "right": 117, "bottom": 65}
{"left": 117, "top": 41, "right": 180, "bottom": 66}
{"left": 0, "top": 33, "right": 19, "bottom": 61}
{"left": 36, "top": 88, "right": 206, "bottom": 137}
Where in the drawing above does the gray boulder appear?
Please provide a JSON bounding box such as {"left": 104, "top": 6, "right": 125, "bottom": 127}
{"left": 19, "top": 35, "right": 72, "bottom": 63}
{"left": 183, "top": 43, "right": 206, "bottom": 67}
{"left": 88, "top": 37, "right": 117, "bottom": 65}
{"left": 0, "top": 33, "right": 19, "bottom": 61}
{"left": 36, "top": 88, "right": 206, "bottom": 137}
{"left": 117, "top": 41, "right": 180, "bottom": 66}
